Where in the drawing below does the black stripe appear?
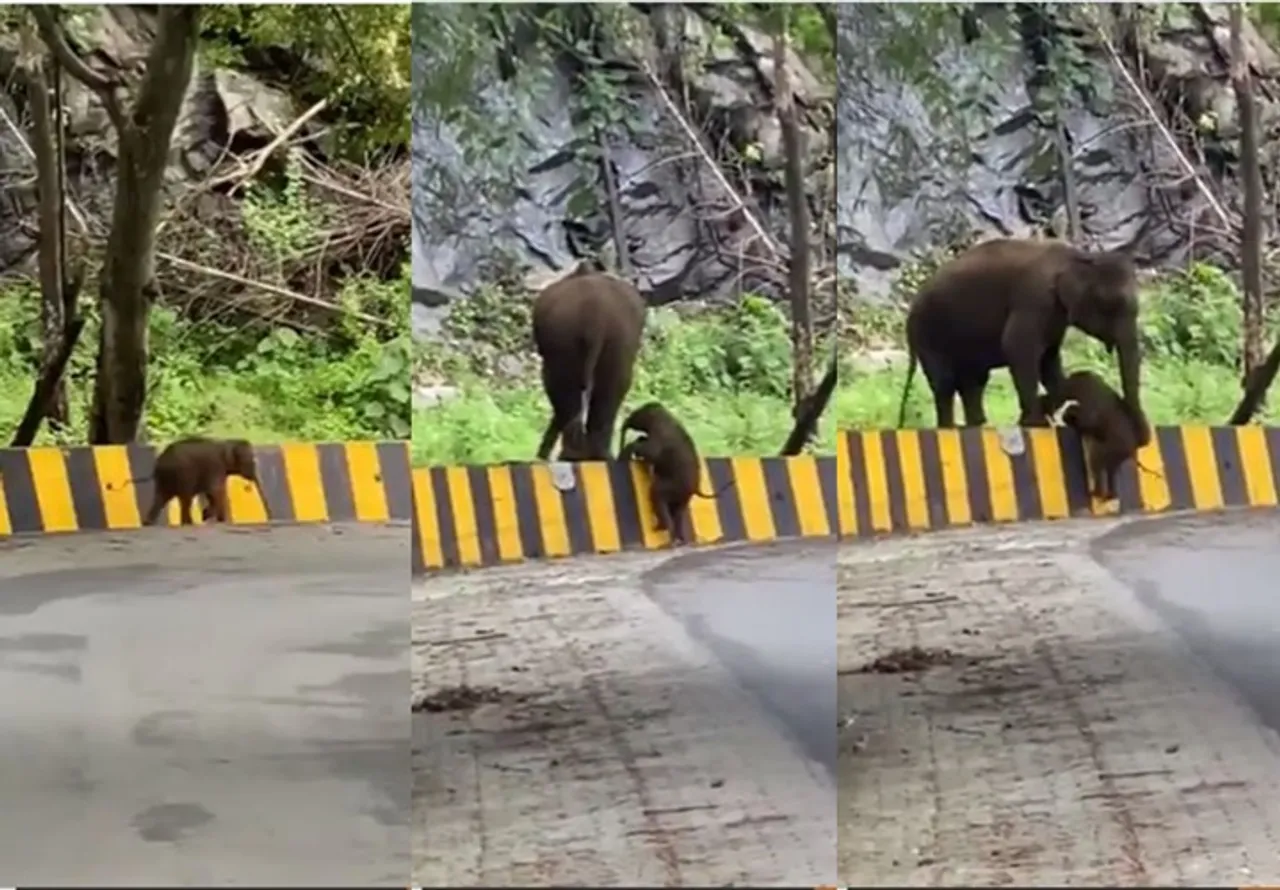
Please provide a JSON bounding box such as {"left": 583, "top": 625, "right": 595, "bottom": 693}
{"left": 816, "top": 454, "right": 839, "bottom": 537}
{"left": 707, "top": 458, "right": 743, "bottom": 543}
{"left": 1112, "top": 447, "right": 1142, "bottom": 513}
{"left": 429, "top": 467, "right": 461, "bottom": 567}
{"left": 64, "top": 448, "right": 107, "bottom": 531}
{"left": 1007, "top": 433, "right": 1042, "bottom": 520}
{"left": 255, "top": 446, "right": 294, "bottom": 524}
{"left": 0, "top": 449, "right": 42, "bottom": 533}
{"left": 467, "top": 466, "right": 499, "bottom": 566}
{"left": 508, "top": 463, "right": 545, "bottom": 559}
{"left": 377, "top": 441, "right": 414, "bottom": 521}
{"left": 761, "top": 458, "right": 801, "bottom": 539}
{"left": 1056, "top": 428, "right": 1093, "bottom": 515}
{"left": 125, "top": 445, "right": 159, "bottom": 523}
{"left": 959, "top": 429, "right": 993, "bottom": 524}
{"left": 1156, "top": 426, "right": 1193, "bottom": 512}
{"left": 1265, "top": 428, "right": 1280, "bottom": 504}
{"left": 316, "top": 443, "right": 355, "bottom": 522}
{"left": 878, "top": 431, "right": 908, "bottom": 532}
{"left": 846, "top": 433, "right": 873, "bottom": 537}
{"left": 1211, "top": 426, "right": 1248, "bottom": 507}
{"left": 916, "top": 430, "right": 950, "bottom": 528}
{"left": 560, "top": 464, "right": 594, "bottom": 555}
{"left": 607, "top": 460, "right": 645, "bottom": 549}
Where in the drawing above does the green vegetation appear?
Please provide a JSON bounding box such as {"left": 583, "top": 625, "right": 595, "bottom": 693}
{"left": 412, "top": 292, "right": 830, "bottom": 466}
{"left": 0, "top": 266, "right": 410, "bottom": 446}
{"left": 840, "top": 261, "right": 1273, "bottom": 430}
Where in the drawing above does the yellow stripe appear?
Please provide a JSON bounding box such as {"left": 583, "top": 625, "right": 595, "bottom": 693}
{"left": 345, "top": 441, "right": 390, "bottom": 521}
{"left": 893, "top": 430, "right": 930, "bottom": 530}
{"left": 934, "top": 429, "right": 971, "bottom": 526}
{"left": 630, "top": 463, "right": 665, "bottom": 548}
{"left": 412, "top": 469, "right": 444, "bottom": 568}
{"left": 92, "top": 446, "right": 141, "bottom": 528}
{"left": 228, "top": 473, "right": 269, "bottom": 523}
{"left": 1029, "top": 429, "right": 1069, "bottom": 519}
{"left": 687, "top": 458, "right": 725, "bottom": 544}
{"left": 578, "top": 461, "right": 622, "bottom": 553}
{"left": 0, "top": 472, "right": 11, "bottom": 535}
{"left": 732, "top": 457, "right": 776, "bottom": 541}
{"left": 281, "top": 443, "right": 328, "bottom": 522}
{"left": 835, "top": 433, "right": 856, "bottom": 536}
{"left": 1136, "top": 433, "right": 1171, "bottom": 511}
{"left": 1236, "top": 426, "right": 1277, "bottom": 506}
{"left": 529, "top": 464, "right": 571, "bottom": 557}
{"left": 28, "top": 448, "right": 77, "bottom": 532}
{"left": 1181, "top": 426, "right": 1224, "bottom": 510}
{"left": 859, "top": 433, "right": 893, "bottom": 532}
{"left": 788, "top": 456, "right": 830, "bottom": 537}
{"left": 484, "top": 465, "right": 524, "bottom": 562}
{"left": 444, "top": 466, "right": 481, "bottom": 566}
{"left": 979, "top": 430, "right": 1018, "bottom": 522}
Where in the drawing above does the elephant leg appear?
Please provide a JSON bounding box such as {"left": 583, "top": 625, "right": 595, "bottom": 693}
{"left": 1039, "top": 347, "right": 1066, "bottom": 404}
{"left": 536, "top": 366, "right": 583, "bottom": 461}
{"left": 584, "top": 371, "right": 629, "bottom": 461}
{"left": 958, "top": 371, "right": 989, "bottom": 427}
{"left": 919, "top": 356, "right": 958, "bottom": 427}
{"left": 1003, "top": 314, "right": 1051, "bottom": 427}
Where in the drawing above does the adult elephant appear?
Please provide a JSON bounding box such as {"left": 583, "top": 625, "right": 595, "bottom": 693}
{"left": 896, "top": 238, "right": 1145, "bottom": 434}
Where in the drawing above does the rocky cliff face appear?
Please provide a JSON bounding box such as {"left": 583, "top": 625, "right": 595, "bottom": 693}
{"left": 838, "top": 3, "right": 1280, "bottom": 301}
{"left": 411, "top": 6, "right": 834, "bottom": 338}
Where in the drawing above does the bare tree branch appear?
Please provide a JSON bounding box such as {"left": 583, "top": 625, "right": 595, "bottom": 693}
{"left": 27, "top": 5, "right": 126, "bottom": 132}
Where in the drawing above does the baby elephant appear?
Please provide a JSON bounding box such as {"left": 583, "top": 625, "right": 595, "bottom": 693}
{"left": 618, "top": 402, "right": 729, "bottom": 545}
{"left": 1040, "top": 371, "right": 1151, "bottom": 502}
{"left": 144, "top": 437, "right": 260, "bottom": 526}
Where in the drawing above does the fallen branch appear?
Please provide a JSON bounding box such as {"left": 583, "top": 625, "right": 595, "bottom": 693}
{"left": 780, "top": 347, "right": 837, "bottom": 457}
{"left": 1092, "top": 20, "right": 1233, "bottom": 232}
{"left": 210, "top": 98, "right": 330, "bottom": 196}
{"left": 640, "top": 59, "right": 783, "bottom": 260}
{"left": 155, "top": 251, "right": 392, "bottom": 328}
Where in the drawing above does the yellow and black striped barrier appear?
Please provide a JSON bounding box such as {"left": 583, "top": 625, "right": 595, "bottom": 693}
{"left": 837, "top": 425, "right": 1280, "bottom": 537}
{"left": 0, "top": 441, "right": 413, "bottom": 536}
{"left": 411, "top": 454, "right": 839, "bottom": 573}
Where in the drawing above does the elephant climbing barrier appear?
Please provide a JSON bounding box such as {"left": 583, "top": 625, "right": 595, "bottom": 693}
{"left": 836, "top": 425, "right": 1280, "bottom": 537}
{"left": 0, "top": 441, "right": 414, "bottom": 535}
{"left": 411, "top": 454, "right": 840, "bottom": 573}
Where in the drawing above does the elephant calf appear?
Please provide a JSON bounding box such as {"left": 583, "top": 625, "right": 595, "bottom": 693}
{"left": 532, "top": 268, "right": 647, "bottom": 461}
{"left": 1041, "top": 370, "right": 1151, "bottom": 502}
{"left": 618, "top": 402, "right": 730, "bottom": 546}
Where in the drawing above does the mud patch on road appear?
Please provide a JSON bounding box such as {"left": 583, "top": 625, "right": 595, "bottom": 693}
{"left": 851, "top": 645, "right": 964, "bottom": 675}
{"left": 412, "top": 684, "right": 519, "bottom": 713}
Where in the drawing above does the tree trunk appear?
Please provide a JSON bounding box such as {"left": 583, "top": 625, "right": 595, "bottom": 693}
{"left": 1231, "top": 3, "right": 1264, "bottom": 376}
{"left": 23, "top": 54, "right": 69, "bottom": 430}
{"left": 86, "top": 6, "right": 200, "bottom": 443}
{"left": 774, "top": 10, "right": 814, "bottom": 409}
{"left": 780, "top": 349, "right": 837, "bottom": 456}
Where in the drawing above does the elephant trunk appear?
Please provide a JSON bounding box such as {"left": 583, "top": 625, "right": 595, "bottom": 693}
{"left": 1115, "top": 330, "right": 1151, "bottom": 447}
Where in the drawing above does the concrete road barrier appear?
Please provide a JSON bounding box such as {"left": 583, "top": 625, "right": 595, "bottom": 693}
{"left": 838, "top": 424, "right": 1280, "bottom": 537}
{"left": 0, "top": 440, "right": 413, "bottom": 535}
{"left": 412, "top": 454, "right": 838, "bottom": 573}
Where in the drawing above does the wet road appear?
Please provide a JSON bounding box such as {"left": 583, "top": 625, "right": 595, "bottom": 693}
{"left": 645, "top": 539, "right": 837, "bottom": 779}
{"left": 0, "top": 523, "right": 410, "bottom": 886}
{"left": 415, "top": 539, "right": 836, "bottom": 886}
{"left": 1093, "top": 510, "right": 1280, "bottom": 737}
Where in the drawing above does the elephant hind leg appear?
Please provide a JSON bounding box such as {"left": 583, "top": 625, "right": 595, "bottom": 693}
{"left": 957, "top": 371, "right": 990, "bottom": 427}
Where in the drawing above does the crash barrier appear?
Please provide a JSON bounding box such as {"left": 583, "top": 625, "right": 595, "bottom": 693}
{"left": 0, "top": 441, "right": 413, "bottom": 536}
{"left": 837, "top": 425, "right": 1280, "bottom": 537}
{"left": 411, "top": 454, "right": 840, "bottom": 573}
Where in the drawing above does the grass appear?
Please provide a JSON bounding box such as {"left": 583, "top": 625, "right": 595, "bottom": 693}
{"left": 412, "top": 292, "right": 831, "bottom": 466}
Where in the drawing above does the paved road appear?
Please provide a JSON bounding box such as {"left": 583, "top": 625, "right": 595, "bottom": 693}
{"left": 0, "top": 523, "right": 410, "bottom": 886}
{"left": 414, "top": 539, "right": 836, "bottom": 887}
{"left": 840, "top": 512, "right": 1280, "bottom": 887}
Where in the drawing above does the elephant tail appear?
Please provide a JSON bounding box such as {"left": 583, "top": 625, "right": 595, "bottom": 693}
{"left": 896, "top": 346, "right": 918, "bottom": 429}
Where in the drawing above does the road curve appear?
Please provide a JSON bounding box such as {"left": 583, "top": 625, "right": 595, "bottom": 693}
{"left": 414, "top": 539, "right": 837, "bottom": 887}
{"left": 0, "top": 523, "right": 410, "bottom": 886}
{"left": 840, "top": 511, "right": 1280, "bottom": 887}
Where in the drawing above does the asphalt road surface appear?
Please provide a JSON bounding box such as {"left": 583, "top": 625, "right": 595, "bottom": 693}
{"left": 840, "top": 511, "right": 1280, "bottom": 887}
{"left": 414, "top": 539, "right": 836, "bottom": 887}
{"left": 0, "top": 523, "right": 410, "bottom": 887}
